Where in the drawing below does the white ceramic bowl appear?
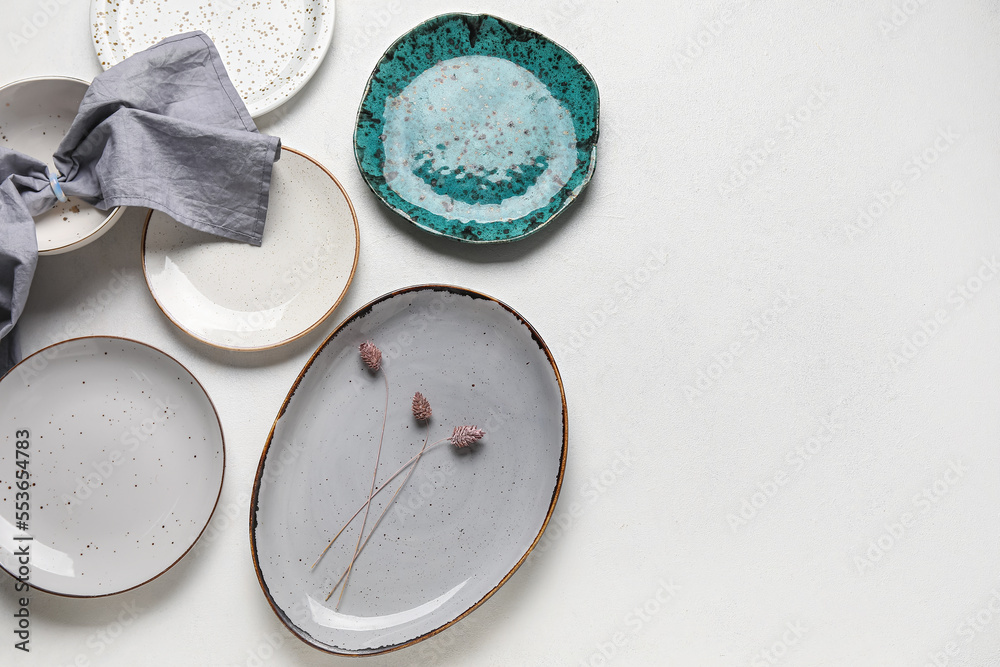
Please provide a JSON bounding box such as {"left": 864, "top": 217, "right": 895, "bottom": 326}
{"left": 0, "top": 76, "right": 124, "bottom": 255}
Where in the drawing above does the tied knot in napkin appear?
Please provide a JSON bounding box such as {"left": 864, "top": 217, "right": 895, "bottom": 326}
{"left": 0, "top": 31, "right": 281, "bottom": 373}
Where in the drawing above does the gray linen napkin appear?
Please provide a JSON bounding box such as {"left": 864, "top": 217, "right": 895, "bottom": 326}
{"left": 0, "top": 31, "right": 281, "bottom": 375}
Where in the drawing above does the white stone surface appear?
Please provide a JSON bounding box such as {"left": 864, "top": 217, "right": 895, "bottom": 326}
{"left": 1, "top": 1, "right": 999, "bottom": 665}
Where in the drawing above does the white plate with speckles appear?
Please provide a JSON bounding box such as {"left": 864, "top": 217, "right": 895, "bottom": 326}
{"left": 0, "top": 76, "right": 125, "bottom": 255}
{"left": 0, "top": 336, "right": 224, "bottom": 597}
{"left": 142, "top": 146, "right": 359, "bottom": 351}
{"left": 251, "top": 285, "right": 568, "bottom": 655}
{"left": 90, "top": 0, "right": 336, "bottom": 117}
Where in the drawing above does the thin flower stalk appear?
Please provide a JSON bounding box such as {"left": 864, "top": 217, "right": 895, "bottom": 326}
{"left": 314, "top": 391, "right": 435, "bottom": 571}
{"left": 324, "top": 425, "right": 484, "bottom": 601}
{"left": 325, "top": 430, "right": 434, "bottom": 601}
{"left": 339, "top": 341, "right": 389, "bottom": 609}
{"left": 312, "top": 439, "right": 454, "bottom": 570}
{"left": 314, "top": 427, "right": 483, "bottom": 570}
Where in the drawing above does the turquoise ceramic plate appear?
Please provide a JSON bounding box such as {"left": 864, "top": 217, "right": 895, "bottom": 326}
{"left": 354, "top": 13, "right": 600, "bottom": 243}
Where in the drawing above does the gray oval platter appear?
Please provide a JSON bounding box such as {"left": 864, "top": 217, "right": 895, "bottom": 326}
{"left": 250, "top": 284, "right": 568, "bottom": 655}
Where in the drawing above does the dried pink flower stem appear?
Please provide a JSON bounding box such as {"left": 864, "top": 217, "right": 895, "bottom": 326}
{"left": 318, "top": 425, "right": 485, "bottom": 573}
{"left": 325, "top": 432, "right": 438, "bottom": 601}
{"left": 311, "top": 442, "right": 448, "bottom": 570}
{"left": 324, "top": 427, "right": 484, "bottom": 601}
{"left": 313, "top": 392, "right": 435, "bottom": 570}
{"left": 338, "top": 343, "right": 389, "bottom": 610}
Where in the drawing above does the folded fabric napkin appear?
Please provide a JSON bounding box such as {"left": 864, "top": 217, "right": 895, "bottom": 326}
{"left": 0, "top": 31, "right": 281, "bottom": 374}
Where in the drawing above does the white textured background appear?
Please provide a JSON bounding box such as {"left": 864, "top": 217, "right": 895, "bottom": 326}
{"left": 2, "top": 0, "right": 1000, "bottom": 665}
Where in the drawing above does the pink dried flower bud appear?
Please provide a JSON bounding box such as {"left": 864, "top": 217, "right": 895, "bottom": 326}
{"left": 412, "top": 392, "right": 432, "bottom": 421}
{"left": 359, "top": 341, "right": 382, "bottom": 371}
{"left": 449, "top": 425, "right": 485, "bottom": 449}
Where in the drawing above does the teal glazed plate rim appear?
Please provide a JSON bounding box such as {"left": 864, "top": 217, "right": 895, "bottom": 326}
{"left": 354, "top": 13, "right": 600, "bottom": 243}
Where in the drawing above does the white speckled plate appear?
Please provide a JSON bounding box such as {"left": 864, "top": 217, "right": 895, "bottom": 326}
{"left": 0, "top": 337, "right": 224, "bottom": 597}
{"left": 0, "top": 76, "right": 125, "bottom": 255}
{"left": 251, "top": 285, "right": 568, "bottom": 655}
{"left": 142, "top": 146, "right": 359, "bottom": 351}
{"left": 90, "top": 0, "right": 336, "bottom": 117}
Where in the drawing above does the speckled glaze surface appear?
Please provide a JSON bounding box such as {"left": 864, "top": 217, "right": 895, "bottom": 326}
{"left": 0, "top": 337, "right": 224, "bottom": 597}
{"left": 142, "top": 146, "right": 359, "bottom": 351}
{"left": 90, "top": 0, "right": 336, "bottom": 117}
{"left": 0, "top": 76, "right": 124, "bottom": 255}
{"left": 355, "top": 13, "right": 599, "bottom": 243}
{"left": 251, "top": 285, "right": 567, "bottom": 655}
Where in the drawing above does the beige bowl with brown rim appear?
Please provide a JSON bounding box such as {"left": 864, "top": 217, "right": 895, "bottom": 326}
{"left": 0, "top": 76, "right": 124, "bottom": 255}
